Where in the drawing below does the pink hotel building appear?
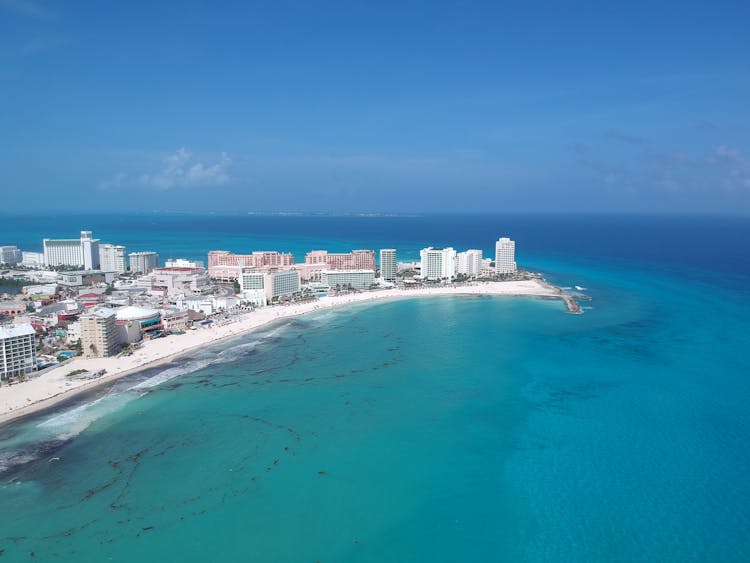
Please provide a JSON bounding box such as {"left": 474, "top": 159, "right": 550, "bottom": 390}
{"left": 305, "top": 250, "right": 376, "bottom": 270}
{"left": 208, "top": 249, "right": 376, "bottom": 281}
{"left": 208, "top": 250, "right": 294, "bottom": 280}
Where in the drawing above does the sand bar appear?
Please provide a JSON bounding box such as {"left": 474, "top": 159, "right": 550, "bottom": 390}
{"left": 0, "top": 279, "right": 563, "bottom": 426}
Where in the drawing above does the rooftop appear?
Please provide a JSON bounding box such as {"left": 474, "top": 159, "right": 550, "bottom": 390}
{"left": 83, "top": 308, "right": 116, "bottom": 319}
{"left": 115, "top": 305, "right": 159, "bottom": 321}
{"left": 0, "top": 324, "right": 36, "bottom": 338}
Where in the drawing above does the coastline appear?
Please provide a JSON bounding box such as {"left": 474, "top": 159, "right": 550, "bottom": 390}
{"left": 0, "top": 279, "right": 566, "bottom": 426}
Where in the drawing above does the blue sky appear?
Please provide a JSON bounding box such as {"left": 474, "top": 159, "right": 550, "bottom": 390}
{"left": 1, "top": 0, "right": 749, "bottom": 213}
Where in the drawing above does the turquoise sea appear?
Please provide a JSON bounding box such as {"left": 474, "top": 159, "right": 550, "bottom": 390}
{"left": 1, "top": 214, "right": 749, "bottom": 561}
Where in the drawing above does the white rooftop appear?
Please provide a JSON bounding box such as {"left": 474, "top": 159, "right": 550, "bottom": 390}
{"left": 115, "top": 305, "right": 159, "bottom": 321}
{"left": 84, "top": 308, "right": 116, "bottom": 319}
{"left": 0, "top": 324, "right": 36, "bottom": 339}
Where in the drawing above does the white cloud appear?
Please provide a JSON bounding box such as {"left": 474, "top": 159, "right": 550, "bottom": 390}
{"left": 706, "top": 145, "right": 750, "bottom": 190}
{"left": 100, "top": 148, "right": 231, "bottom": 191}
{"left": 0, "top": 0, "right": 53, "bottom": 18}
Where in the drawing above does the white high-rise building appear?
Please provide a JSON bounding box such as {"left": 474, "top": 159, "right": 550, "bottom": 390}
{"left": 99, "top": 244, "right": 127, "bottom": 273}
{"left": 266, "top": 269, "right": 300, "bottom": 301}
{"left": 0, "top": 246, "right": 21, "bottom": 265}
{"left": 239, "top": 270, "right": 267, "bottom": 307}
{"left": 456, "top": 249, "right": 483, "bottom": 277}
{"left": 43, "top": 231, "right": 100, "bottom": 269}
{"left": 495, "top": 237, "right": 517, "bottom": 274}
{"left": 238, "top": 268, "right": 300, "bottom": 303}
{"left": 419, "top": 247, "right": 457, "bottom": 281}
{"left": 0, "top": 324, "right": 36, "bottom": 380}
{"left": 129, "top": 251, "right": 159, "bottom": 274}
{"left": 80, "top": 231, "right": 100, "bottom": 270}
{"left": 379, "top": 249, "right": 397, "bottom": 281}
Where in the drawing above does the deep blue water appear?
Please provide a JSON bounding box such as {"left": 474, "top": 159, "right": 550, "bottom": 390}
{"left": 0, "top": 214, "right": 749, "bottom": 561}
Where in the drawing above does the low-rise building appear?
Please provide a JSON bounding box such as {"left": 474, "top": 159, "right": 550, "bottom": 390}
{"left": 22, "top": 283, "right": 58, "bottom": 296}
{"left": 114, "top": 306, "right": 161, "bottom": 335}
{"left": 0, "top": 324, "right": 36, "bottom": 380}
{"left": 116, "top": 320, "right": 142, "bottom": 345}
{"left": 134, "top": 267, "right": 211, "bottom": 296}
{"left": 0, "top": 302, "right": 26, "bottom": 317}
{"left": 160, "top": 308, "right": 188, "bottom": 332}
{"left": 165, "top": 258, "right": 205, "bottom": 269}
{"left": 321, "top": 269, "right": 376, "bottom": 290}
{"left": 480, "top": 258, "right": 495, "bottom": 278}
{"left": 64, "top": 320, "right": 81, "bottom": 344}
{"left": 58, "top": 270, "right": 116, "bottom": 287}
{"left": 21, "top": 251, "right": 45, "bottom": 268}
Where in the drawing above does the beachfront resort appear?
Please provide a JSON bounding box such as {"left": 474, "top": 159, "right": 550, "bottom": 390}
{"left": 0, "top": 231, "right": 580, "bottom": 422}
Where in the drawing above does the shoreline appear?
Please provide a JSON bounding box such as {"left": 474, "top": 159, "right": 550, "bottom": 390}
{"left": 0, "top": 279, "right": 569, "bottom": 427}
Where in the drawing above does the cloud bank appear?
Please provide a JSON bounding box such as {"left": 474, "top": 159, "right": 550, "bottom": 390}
{"left": 101, "top": 148, "right": 231, "bottom": 190}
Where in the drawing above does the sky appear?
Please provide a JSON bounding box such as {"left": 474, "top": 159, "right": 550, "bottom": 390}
{"left": 1, "top": 0, "right": 749, "bottom": 214}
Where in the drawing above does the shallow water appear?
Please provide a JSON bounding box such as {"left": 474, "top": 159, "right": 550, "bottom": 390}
{"left": 2, "top": 214, "right": 750, "bottom": 561}
{"left": 1, "top": 257, "right": 749, "bottom": 561}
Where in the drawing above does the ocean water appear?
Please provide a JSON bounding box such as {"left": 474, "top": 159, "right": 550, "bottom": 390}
{"left": 0, "top": 214, "right": 749, "bottom": 561}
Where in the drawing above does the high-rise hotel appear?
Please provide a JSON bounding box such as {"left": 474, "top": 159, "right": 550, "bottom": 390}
{"left": 420, "top": 247, "right": 457, "bottom": 281}
{"left": 43, "top": 230, "right": 100, "bottom": 269}
{"left": 129, "top": 251, "right": 159, "bottom": 274}
{"left": 456, "top": 249, "right": 483, "bottom": 277}
{"left": 379, "top": 249, "right": 397, "bottom": 281}
{"left": 0, "top": 325, "right": 36, "bottom": 380}
{"left": 99, "top": 244, "right": 127, "bottom": 273}
{"left": 81, "top": 308, "right": 121, "bottom": 358}
{"left": 495, "top": 237, "right": 517, "bottom": 274}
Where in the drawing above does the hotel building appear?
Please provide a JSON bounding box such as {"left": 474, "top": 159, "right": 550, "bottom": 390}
{"left": 420, "top": 247, "right": 457, "bottom": 281}
{"left": 304, "top": 249, "right": 376, "bottom": 271}
{"left": 99, "top": 244, "right": 127, "bottom": 273}
{"left": 379, "top": 249, "right": 397, "bottom": 281}
{"left": 21, "top": 251, "right": 44, "bottom": 267}
{"left": 81, "top": 308, "right": 121, "bottom": 358}
{"left": 239, "top": 268, "right": 301, "bottom": 304}
{"left": 322, "top": 269, "right": 376, "bottom": 290}
{"left": 495, "top": 237, "right": 517, "bottom": 274}
{"left": 134, "top": 267, "right": 211, "bottom": 296}
{"left": 267, "top": 269, "right": 300, "bottom": 301}
{"left": 207, "top": 250, "right": 294, "bottom": 280}
{"left": 165, "top": 258, "right": 205, "bottom": 269}
{"left": 129, "top": 251, "right": 159, "bottom": 274}
{"left": 0, "top": 324, "right": 37, "bottom": 380}
{"left": 456, "top": 249, "right": 483, "bottom": 278}
{"left": 43, "top": 231, "right": 101, "bottom": 270}
{"left": 58, "top": 271, "right": 116, "bottom": 287}
{"left": 0, "top": 246, "right": 21, "bottom": 265}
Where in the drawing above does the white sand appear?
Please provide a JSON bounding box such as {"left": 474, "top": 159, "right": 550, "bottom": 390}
{"left": 0, "top": 279, "right": 561, "bottom": 425}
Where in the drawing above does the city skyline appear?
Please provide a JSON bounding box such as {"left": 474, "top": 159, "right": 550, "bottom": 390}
{"left": 1, "top": 1, "right": 749, "bottom": 215}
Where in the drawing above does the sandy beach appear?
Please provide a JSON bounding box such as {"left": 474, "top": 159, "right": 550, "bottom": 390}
{"left": 0, "top": 279, "right": 562, "bottom": 425}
